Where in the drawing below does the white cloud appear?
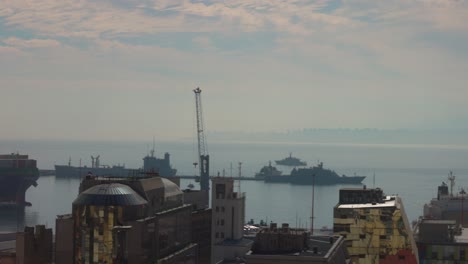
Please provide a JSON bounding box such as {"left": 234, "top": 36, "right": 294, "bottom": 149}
{"left": 3, "top": 37, "right": 61, "bottom": 48}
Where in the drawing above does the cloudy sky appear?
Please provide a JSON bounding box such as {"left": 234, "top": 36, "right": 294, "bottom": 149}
{"left": 1, "top": 0, "right": 468, "bottom": 141}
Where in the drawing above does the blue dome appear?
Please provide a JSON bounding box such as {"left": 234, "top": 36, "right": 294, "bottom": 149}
{"left": 73, "top": 183, "right": 147, "bottom": 206}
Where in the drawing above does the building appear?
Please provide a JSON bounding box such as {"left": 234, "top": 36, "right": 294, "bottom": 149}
{"left": 245, "top": 223, "right": 348, "bottom": 263}
{"left": 333, "top": 187, "right": 418, "bottom": 264}
{"left": 56, "top": 175, "right": 198, "bottom": 264}
{"left": 0, "top": 225, "right": 53, "bottom": 264}
{"left": 416, "top": 214, "right": 468, "bottom": 263}
{"left": 211, "top": 177, "right": 253, "bottom": 263}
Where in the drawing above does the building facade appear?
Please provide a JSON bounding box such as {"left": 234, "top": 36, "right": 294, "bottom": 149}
{"left": 211, "top": 177, "right": 253, "bottom": 263}
{"left": 333, "top": 187, "right": 418, "bottom": 264}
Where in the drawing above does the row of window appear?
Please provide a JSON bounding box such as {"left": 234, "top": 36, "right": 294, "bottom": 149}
{"left": 216, "top": 219, "right": 225, "bottom": 226}
{"left": 215, "top": 232, "right": 225, "bottom": 238}
{"left": 215, "top": 206, "right": 225, "bottom": 212}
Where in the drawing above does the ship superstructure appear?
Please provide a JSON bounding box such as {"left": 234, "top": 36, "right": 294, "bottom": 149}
{"left": 0, "top": 154, "right": 39, "bottom": 206}
{"left": 423, "top": 171, "right": 468, "bottom": 225}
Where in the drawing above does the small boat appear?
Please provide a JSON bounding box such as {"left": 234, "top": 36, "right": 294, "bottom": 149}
{"left": 187, "top": 183, "right": 195, "bottom": 189}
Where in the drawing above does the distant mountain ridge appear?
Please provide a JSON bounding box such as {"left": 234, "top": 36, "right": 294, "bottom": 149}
{"left": 207, "top": 128, "right": 468, "bottom": 145}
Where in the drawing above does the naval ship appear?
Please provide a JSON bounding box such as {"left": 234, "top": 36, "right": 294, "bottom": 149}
{"left": 263, "top": 161, "right": 365, "bottom": 185}
{"left": 0, "top": 154, "right": 39, "bottom": 206}
{"left": 275, "top": 153, "right": 307, "bottom": 166}
{"left": 55, "top": 149, "right": 176, "bottom": 178}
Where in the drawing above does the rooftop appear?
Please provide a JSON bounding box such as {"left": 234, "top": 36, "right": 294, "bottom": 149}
{"left": 338, "top": 196, "right": 397, "bottom": 209}
{"left": 73, "top": 183, "right": 148, "bottom": 206}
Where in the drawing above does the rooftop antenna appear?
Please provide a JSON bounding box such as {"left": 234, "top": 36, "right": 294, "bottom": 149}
{"left": 310, "top": 174, "right": 315, "bottom": 234}
{"left": 373, "top": 171, "right": 376, "bottom": 188}
{"left": 449, "top": 171, "right": 455, "bottom": 197}
{"left": 151, "top": 137, "right": 155, "bottom": 157}
{"left": 68, "top": 156, "right": 71, "bottom": 166}
{"left": 237, "top": 162, "right": 242, "bottom": 194}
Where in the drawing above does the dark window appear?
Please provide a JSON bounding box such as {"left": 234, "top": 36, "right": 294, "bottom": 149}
{"left": 216, "top": 184, "right": 226, "bottom": 199}
{"left": 215, "top": 206, "right": 219, "bottom": 212}
{"left": 359, "top": 234, "right": 366, "bottom": 239}
{"left": 340, "top": 215, "right": 347, "bottom": 219}
{"left": 215, "top": 232, "right": 219, "bottom": 238}
{"left": 334, "top": 224, "right": 350, "bottom": 233}
{"left": 221, "top": 206, "right": 225, "bottom": 212}
{"left": 380, "top": 235, "right": 386, "bottom": 239}
{"left": 221, "top": 219, "right": 224, "bottom": 226}
{"left": 359, "top": 254, "right": 365, "bottom": 258}
{"left": 360, "top": 215, "right": 366, "bottom": 220}
{"left": 399, "top": 255, "right": 405, "bottom": 260}
{"left": 221, "top": 232, "right": 224, "bottom": 238}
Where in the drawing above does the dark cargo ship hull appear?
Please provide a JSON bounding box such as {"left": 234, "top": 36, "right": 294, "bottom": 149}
{"left": 55, "top": 165, "right": 136, "bottom": 178}
{"left": 0, "top": 167, "right": 39, "bottom": 205}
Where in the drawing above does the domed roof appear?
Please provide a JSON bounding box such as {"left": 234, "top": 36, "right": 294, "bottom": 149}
{"left": 73, "top": 183, "right": 148, "bottom": 206}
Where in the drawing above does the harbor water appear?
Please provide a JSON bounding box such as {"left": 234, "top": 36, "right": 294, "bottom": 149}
{"left": 1, "top": 139, "right": 468, "bottom": 232}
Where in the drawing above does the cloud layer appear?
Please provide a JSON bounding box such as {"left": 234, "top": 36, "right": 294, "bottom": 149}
{"left": 1, "top": 0, "right": 468, "bottom": 140}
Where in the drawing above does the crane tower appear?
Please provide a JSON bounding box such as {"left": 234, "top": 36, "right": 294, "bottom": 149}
{"left": 194, "top": 87, "right": 210, "bottom": 191}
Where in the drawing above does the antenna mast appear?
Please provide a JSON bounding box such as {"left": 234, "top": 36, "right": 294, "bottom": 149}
{"left": 449, "top": 171, "right": 455, "bottom": 197}
{"left": 193, "top": 87, "right": 210, "bottom": 191}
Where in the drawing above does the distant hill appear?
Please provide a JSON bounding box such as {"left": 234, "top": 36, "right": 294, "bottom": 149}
{"left": 207, "top": 128, "right": 468, "bottom": 145}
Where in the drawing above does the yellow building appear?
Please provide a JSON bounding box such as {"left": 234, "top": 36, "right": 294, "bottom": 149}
{"left": 333, "top": 187, "right": 418, "bottom": 264}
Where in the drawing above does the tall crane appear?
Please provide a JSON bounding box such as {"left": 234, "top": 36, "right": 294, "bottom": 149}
{"left": 193, "top": 87, "right": 210, "bottom": 191}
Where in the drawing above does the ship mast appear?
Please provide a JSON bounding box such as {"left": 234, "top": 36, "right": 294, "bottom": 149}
{"left": 193, "top": 87, "right": 209, "bottom": 191}
{"left": 448, "top": 171, "right": 455, "bottom": 197}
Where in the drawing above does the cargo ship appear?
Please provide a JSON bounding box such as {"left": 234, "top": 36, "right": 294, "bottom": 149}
{"left": 0, "top": 154, "right": 39, "bottom": 206}
{"left": 55, "top": 150, "right": 176, "bottom": 178}
{"left": 263, "top": 161, "right": 365, "bottom": 185}
{"left": 423, "top": 171, "right": 468, "bottom": 225}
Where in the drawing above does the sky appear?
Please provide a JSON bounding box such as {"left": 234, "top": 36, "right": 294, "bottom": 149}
{"left": 1, "top": 0, "right": 468, "bottom": 141}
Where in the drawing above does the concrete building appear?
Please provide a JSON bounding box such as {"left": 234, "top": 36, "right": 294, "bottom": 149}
{"left": 245, "top": 223, "right": 348, "bottom": 264}
{"left": 415, "top": 219, "right": 468, "bottom": 263}
{"left": 0, "top": 225, "right": 53, "bottom": 264}
{"left": 211, "top": 177, "right": 253, "bottom": 263}
{"left": 56, "top": 175, "right": 199, "bottom": 264}
{"left": 333, "top": 187, "right": 418, "bottom": 264}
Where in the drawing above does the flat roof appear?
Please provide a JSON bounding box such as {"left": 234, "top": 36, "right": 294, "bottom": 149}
{"left": 338, "top": 196, "right": 397, "bottom": 209}
{"left": 248, "top": 235, "right": 343, "bottom": 258}
{"left": 455, "top": 228, "right": 468, "bottom": 243}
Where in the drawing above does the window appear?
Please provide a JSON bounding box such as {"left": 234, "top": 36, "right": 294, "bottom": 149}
{"left": 221, "top": 232, "right": 224, "bottom": 238}
{"left": 216, "top": 206, "right": 219, "bottom": 212}
{"left": 359, "top": 234, "right": 366, "bottom": 239}
{"left": 221, "top": 206, "right": 225, "bottom": 212}
{"left": 215, "top": 232, "right": 219, "bottom": 238}
{"left": 221, "top": 219, "right": 224, "bottom": 226}
{"left": 380, "top": 235, "right": 386, "bottom": 239}
{"left": 398, "top": 255, "right": 405, "bottom": 260}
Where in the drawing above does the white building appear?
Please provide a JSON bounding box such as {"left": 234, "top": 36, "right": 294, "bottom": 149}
{"left": 211, "top": 177, "right": 253, "bottom": 263}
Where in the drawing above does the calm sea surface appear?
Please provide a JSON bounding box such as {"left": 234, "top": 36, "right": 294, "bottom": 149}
{"left": 1, "top": 139, "right": 468, "bottom": 232}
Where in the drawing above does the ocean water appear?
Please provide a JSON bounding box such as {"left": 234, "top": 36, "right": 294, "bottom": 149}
{"left": 1, "top": 139, "right": 468, "bottom": 232}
